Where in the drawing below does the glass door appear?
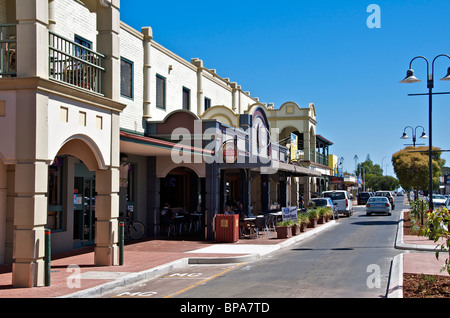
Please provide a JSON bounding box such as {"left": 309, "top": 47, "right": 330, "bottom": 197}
{"left": 73, "top": 164, "right": 96, "bottom": 248}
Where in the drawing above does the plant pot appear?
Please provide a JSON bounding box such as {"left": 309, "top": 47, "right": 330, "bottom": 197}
{"left": 276, "top": 226, "right": 292, "bottom": 239}
{"left": 318, "top": 215, "right": 325, "bottom": 224}
{"left": 291, "top": 224, "right": 300, "bottom": 236}
{"left": 300, "top": 222, "right": 308, "bottom": 232}
{"left": 308, "top": 218, "right": 317, "bottom": 228}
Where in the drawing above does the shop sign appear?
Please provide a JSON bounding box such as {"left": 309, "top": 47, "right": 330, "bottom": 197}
{"left": 223, "top": 141, "right": 237, "bottom": 164}
{"left": 282, "top": 207, "right": 297, "bottom": 221}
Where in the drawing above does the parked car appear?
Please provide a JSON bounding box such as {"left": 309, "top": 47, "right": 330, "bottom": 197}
{"left": 310, "top": 197, "right": 339, "bottom": 219}
{"left": 322, "top": 190, "right": 353, "bottom": 217}
{"left": 430, "top": 194, "right": 447, "bottom": 207}
{"left": 375, "top": 191, "right": 395, "bottom": 210}
{"left": 366, "top": 196, "right": 392, "bottom": 216}
{"left": 357, "top": 192, "right": 372, "bottom": 205}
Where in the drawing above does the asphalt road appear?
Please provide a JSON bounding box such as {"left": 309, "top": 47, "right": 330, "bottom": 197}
{"left": 175, "top": 196, "right": 406, "bottom": 298}
{"left": 100, "top": 196, "right": 406, "bottom": 299}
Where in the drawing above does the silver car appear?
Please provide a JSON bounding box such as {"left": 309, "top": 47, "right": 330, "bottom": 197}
{"left": 366, "top": 197, "right": 392, "bottom": 216}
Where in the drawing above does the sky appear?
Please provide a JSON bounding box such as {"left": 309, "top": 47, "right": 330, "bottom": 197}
{"left": 120, "top": 0, "right": 450, "bottom": 176}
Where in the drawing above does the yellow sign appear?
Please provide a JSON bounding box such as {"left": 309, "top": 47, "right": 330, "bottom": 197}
{"left": 290, "top": 133, "right": 298, "bottom": 162}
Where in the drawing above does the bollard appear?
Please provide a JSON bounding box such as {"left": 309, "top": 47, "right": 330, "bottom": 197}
{"left": 45, "top": 229, "right": 51, "bottom": 287}
{"left": 119, "top": 222, "right": 124, "bottom": 266}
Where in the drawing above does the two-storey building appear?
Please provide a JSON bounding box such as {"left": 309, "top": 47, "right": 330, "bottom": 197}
{"left": 0, "top": 0, "right": 332, "bottom": 288}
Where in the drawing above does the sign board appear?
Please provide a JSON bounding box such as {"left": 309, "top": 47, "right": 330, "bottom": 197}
{"left": 290, "top": 133, "right": 298, "bottom": 162}
{"left": 223, "top": 141, "right": 237, "bottom": 164}
{"left": 282, "top": 207, "right": 298, "bottom": 222}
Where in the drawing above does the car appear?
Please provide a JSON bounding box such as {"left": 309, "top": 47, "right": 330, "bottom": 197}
{"left": 357, "top": 192, "right": 372, "bottom": 205}
{"left": 375, "top": 191, "right": 395, "bottom": 210}
{"left": 366, "top": 196, "right": 392, "bottom": 216}
{"left": 322, "top": 190, "right": 353, "bottom": 217}
{"left": 431, "top": 194, "right": 447, "bottom": 207}
{"left": 310, "top": 197, "right": 339, "bottom": 219}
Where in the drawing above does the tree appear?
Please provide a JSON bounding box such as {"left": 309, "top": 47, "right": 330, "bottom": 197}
{"left": 356, "top": 158, "right": 399, "bottom": 191}
{"left": 392, "top": 146, "right": 445, "bottom": 194}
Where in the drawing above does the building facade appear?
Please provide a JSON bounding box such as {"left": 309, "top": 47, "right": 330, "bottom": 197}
{"left": 0, "top": 0, "right": 334, "bottom": 288}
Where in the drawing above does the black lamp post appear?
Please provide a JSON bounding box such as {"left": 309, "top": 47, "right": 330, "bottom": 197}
{"left": 400, "top": 54, "right": 450, "bottom": 211}
{"left": 400, "top": 126, "right": 428, "bottom": 147}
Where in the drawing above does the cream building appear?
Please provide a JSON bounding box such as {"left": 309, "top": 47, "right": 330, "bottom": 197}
{"left": 0, "top": 0, "right": 334, "bottom": 288}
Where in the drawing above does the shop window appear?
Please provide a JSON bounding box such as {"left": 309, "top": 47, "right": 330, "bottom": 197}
{"left": 47, "top": 156, "right": 65, "bottom": 231}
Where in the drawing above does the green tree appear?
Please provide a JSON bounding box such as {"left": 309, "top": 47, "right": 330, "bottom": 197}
{"left": 392, "top": 146, "right": 445, "bottom": 194}
{"left": 357, "top": 158, "right": 399, "bottom": 191}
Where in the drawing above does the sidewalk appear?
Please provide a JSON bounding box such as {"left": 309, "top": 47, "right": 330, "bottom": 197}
{"left": 0, "top": 209, "right": 446, "bottom": 298}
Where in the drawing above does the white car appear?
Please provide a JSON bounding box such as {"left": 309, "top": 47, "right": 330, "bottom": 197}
{"left": 431, "top": 194, "right": 447, "bottom": 207}
{"left": 366, "top": 197, "right": 392, "bottom": 216}
{"left": 322, "top": 190, "right": 353, "bottom": 217}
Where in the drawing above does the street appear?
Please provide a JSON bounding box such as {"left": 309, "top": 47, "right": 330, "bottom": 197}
{"left": 99, "top": 196, "right": 406, "bottom": 299}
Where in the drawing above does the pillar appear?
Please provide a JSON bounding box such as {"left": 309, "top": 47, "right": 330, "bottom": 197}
{"left": 261, "top": 174, "right": 270, "bottom": 212}
{"left": 96, "top": 0, "right": 121, "bottom": 101}
{"left": 95, "top": 168, "right": 120, "bottom": 266}
{"left": 16, "top": 0, "right": 49, "bottom": 78}
{"left": 191, "top": 58, "right": 204, "bottom": 116}
{"left": 142, "top": 27, "right": 153, "bottom": 119}
{"left": 0, "top": 160, "right": 6, "bottom": 264}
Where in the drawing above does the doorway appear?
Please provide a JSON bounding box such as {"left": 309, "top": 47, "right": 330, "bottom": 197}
{"left": 73, "top": 163, "right": 96, "bottom": 248}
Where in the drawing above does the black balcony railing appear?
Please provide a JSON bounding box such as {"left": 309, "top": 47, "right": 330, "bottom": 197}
{"left": 49, "top": 31, "right": 105, "bottom": 94}
{"left": 0, "top": 24, "right": 16, "bottom": 77}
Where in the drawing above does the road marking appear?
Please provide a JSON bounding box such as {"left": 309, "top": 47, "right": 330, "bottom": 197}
{"left": 164, "top": 263, "right": 244, "bottom": 298}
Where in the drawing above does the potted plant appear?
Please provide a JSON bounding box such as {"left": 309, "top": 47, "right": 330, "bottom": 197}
{"left": 298, "top": 214, "right": 310, "bottom": 232}
{"left": 291, "top": 220, "right": 300, "bottom": 236}
{"left": 307, "top": 209, "right": 319, "bottom": 228}
{"left": 317, "top": 207, "right": 328, "bottom": 224}
{"left": 276, "top": 220, "right": 294, "bottom": 239}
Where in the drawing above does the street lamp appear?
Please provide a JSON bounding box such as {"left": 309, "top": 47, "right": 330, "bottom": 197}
{"left": 400, "top": 126, "right": 428, "bottom": 147}
{"left": 400, "top": 54, "right": 450, "bottom": 211}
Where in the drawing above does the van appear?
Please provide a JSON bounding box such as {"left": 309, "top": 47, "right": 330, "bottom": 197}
{"left": 322, "top": 190, "right": 354, "bottom": 217}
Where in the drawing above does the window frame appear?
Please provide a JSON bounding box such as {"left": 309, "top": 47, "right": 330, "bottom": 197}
{"left": 120, "top": 57, "right": 134, "bottom": 99}
{"left": 182, "top": 86, "right": 191, "bottom": 110}
{"left": 156, "top": 74, "right": 166, "bottom": 110}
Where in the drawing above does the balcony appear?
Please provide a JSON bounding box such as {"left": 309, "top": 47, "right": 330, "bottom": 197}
{"left": 0, "top": 24, "right": 16, "bottom": 77}
{"left": 49, "top": 31, "right": 105, "bottom": 95}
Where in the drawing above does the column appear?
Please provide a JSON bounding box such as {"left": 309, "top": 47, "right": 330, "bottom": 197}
{"left": 96, "top": 0, "right": 121, "bottom": 101}
{"left": 16, "top": 0, "right": 49, "bottom": 78}
{"left": 191, "top": 58, "right": 204, "bottom": 116}
{"left": 261, "top": 174, "right": 270, "bottom": 212}
{"left": 142, "top": 27, "right": 152, "bottom": 119}
{"left": 0, "top": 160, "right": 6, "bottom": 264}
{"left": 205, "top": 163, "right": 220, "bottom": 241}
{"left": 95, "top": 168, "right": 120, "bottom": 266}
{"left": 12, "top": 161, "right": 48, "bottom": 288}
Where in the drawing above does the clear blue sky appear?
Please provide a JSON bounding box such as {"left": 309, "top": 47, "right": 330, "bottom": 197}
{"left": 121, "top": 0, "right": 450, "bottom": 176}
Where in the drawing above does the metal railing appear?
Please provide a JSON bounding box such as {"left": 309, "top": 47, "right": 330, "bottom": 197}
{"left": 49, "top": 31, "right": 105, "bottom": 94}
{"left": 0, "top": 24, "right": 16, "bottom": 77}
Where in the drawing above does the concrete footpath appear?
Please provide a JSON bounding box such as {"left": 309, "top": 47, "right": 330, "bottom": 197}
{"left": 0, "top": 211, "right": 447, "bottom": 298}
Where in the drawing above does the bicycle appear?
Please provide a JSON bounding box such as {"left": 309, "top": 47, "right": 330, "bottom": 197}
{"left": 122, "top": 210, "right": 145, "bottom": 242}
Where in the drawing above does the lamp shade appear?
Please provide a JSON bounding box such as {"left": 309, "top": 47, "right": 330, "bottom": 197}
{"left": 441, "top": 67, "right": 450, "bottom": 81}
{"left": 401, "top": 132, "right": 409, "bottom": 140}
{"left": 420, "top": 131, "right": 428, "bottom": 139}
{"left": 400, "top": 69, "right": 421, "bottom": 84}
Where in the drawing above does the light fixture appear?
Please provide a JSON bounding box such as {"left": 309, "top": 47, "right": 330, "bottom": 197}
{"left": 400, "top": 69, "right": 421, "bottom": 84}
{"left": 401, "top": 132, "right": 409, "bottom": 140}
{"left": 420, "top": 131, "right": 428, "bottom": 139}
{"left": 441, "top": 67, "right": 450, "bottom": 81}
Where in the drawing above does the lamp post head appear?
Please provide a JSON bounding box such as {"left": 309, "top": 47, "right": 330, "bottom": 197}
{"left": 400, "top": 69, "right": 421, "bottom": 84}
{"left": 420, "top": 131, "right": 428, "bottom": 139}
{"left": 441, "top": 67, "right": 450, "bottom": 81}
{"left": 401, "top": 132, "right": 409, "bottom": 140}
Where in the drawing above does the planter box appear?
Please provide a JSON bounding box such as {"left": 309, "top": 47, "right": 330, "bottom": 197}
{"left": 276, "top": 226, "right": 292, "bottom": 239}
{"left": 300, "top": 222, "right": 308, "bottom": 232}
{"left": 291, "top": 225, "right": 300, "bottom": 236}
{"left": 318, "top": 216, "right": 325, "bottom": 224}
{"left": 308, "top": 218, "right": 317, "bottom": 228}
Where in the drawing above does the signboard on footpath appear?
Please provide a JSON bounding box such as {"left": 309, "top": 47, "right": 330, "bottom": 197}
{"left": 282, "top": 207, "right": 298, "bottom": 222}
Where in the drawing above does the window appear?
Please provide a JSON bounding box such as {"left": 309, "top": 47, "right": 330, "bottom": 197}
{"left": 204, "top": 97, "right": 211, "bottom": 111}
{"left": 182, "top": 87, "right": 190, "bottom": 110}
{"left": 120, "top": 58, "right": 133, "bottom": 99}
{"left": 156, "top": 74, "right": 166, "bottom": 109}
{"left": 74, "top": 35, "right": 92, "bottom": 55}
